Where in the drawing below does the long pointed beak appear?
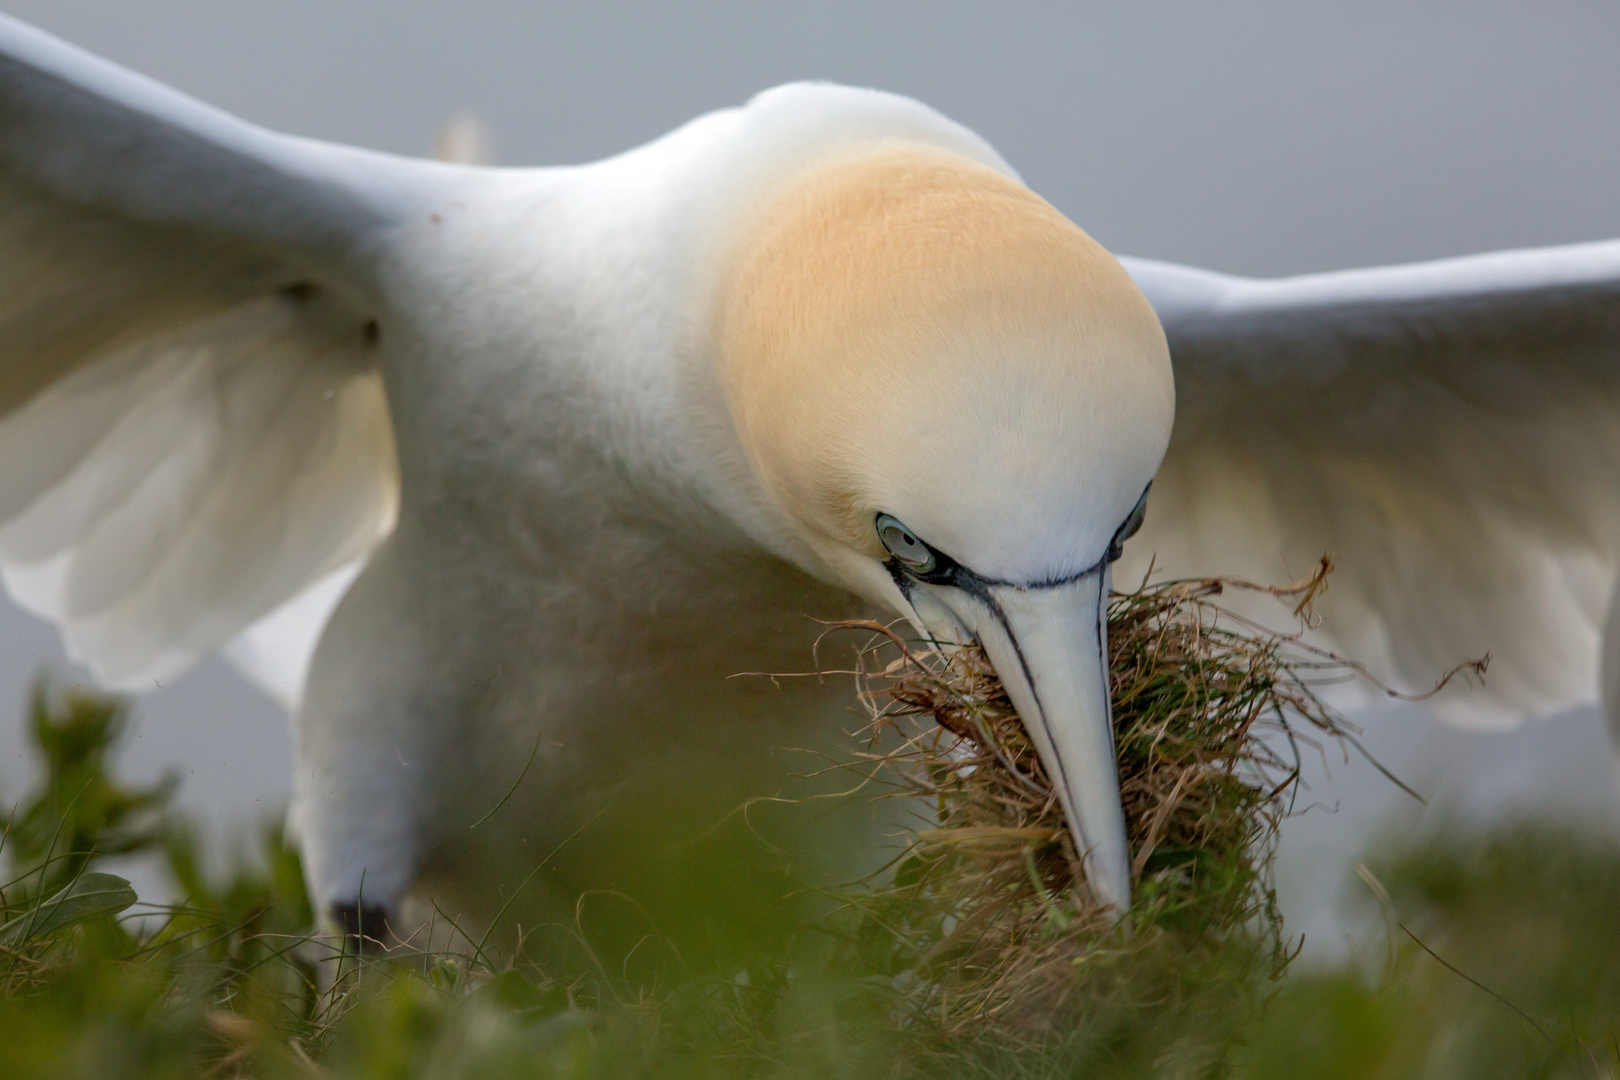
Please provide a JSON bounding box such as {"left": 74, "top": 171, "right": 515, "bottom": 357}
{"left": 929, "top": 567, "right": 1130, "bottom": 914}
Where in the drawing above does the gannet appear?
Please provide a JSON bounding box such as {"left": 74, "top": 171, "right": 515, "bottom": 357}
{"left": 2, "top": 15, "right": 1618, "bottom": 938}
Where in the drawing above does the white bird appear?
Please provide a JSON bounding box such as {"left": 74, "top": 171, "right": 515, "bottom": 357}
{"left": 1, "top": 16, "right": 1618, "bottom": 942}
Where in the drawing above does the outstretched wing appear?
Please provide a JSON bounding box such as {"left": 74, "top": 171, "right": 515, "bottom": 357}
{"left": 1119, "top": 241, "right": 1620, "bottom": 723}
{"left": 0, "top": 15, "right": 440, "bottom": 690}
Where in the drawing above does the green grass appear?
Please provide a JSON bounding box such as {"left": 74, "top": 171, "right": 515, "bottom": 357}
{"left": 5, "top": 675, "right": 1620, "bottom": 1077}
{"left": 1243, "top": 827, "right": 1620, "bottom": 1080}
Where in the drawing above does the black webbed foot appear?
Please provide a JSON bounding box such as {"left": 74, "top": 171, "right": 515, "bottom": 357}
{"left": 330, "top": 900, "right": 394, "bottom": 952}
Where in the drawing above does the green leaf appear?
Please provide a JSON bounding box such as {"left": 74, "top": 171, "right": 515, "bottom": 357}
{"left": 0, "top": 871, "right": 137, "bottom": 943}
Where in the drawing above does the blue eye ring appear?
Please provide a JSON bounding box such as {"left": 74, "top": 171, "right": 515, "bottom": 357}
{"left": 876, "top": 513, "right": 937, "bottom": 574}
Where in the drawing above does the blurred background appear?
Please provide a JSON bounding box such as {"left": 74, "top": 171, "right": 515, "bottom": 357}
{"left": 1, "top": 0, "right": 1618, "bottom": 965}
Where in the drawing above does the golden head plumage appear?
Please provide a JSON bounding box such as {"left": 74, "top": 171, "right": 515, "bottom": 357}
{"left": 718, "top": 144, "right": 1172, "bottom": 582}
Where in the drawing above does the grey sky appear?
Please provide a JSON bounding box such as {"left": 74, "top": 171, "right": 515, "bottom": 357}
{"left": 7, "top": 1, "right": 1620, "bottom": 274}
{"left": 0, "top": 1, "right": 1617, "bottom": 953}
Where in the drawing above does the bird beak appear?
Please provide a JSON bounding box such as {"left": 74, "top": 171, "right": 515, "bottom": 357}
{"left": 926, "top": 566, "right": 1130, "bottom": 915}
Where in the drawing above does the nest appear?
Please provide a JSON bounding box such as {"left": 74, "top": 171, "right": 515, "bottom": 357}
{"left": 826, "top": 569, "right": 1357, "bottom": 1047}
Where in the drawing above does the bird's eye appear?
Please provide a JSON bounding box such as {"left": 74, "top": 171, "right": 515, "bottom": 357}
{"left": 1108, "top": 485, "right": 1151, "bottom": 562}
{"left": 876, "top": 513, "right": 937, "bottom": 573}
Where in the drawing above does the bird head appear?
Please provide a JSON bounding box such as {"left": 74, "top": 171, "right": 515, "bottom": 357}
{"left": 716, "top": 144, "right": 1174, "bottom": 914}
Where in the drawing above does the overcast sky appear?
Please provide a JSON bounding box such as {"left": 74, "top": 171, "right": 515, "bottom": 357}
{"left": 1, "top": 1, "right": 1618, "bottom": 949}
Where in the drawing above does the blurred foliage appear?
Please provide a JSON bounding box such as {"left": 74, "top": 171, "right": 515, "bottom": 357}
{"left": 1241, "top": 828, "right": 1620, "bottom": 1080}
{"left": 3, "top": 681, "right": 1620, "bottom": 1077}
{"left": 3, "top": 684, "right": 172, "bottom": 905}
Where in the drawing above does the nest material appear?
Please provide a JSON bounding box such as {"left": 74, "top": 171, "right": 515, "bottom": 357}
{"left": 831, "top": 572, "right": 1353, "bottom": 1042}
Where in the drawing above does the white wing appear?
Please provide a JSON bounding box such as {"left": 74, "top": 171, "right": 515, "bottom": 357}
{"left": 1119, "top": 242, "right": 1620, "bottom": 722}
{"left": 0, "top": 16, "right": 442, "bottom": 691}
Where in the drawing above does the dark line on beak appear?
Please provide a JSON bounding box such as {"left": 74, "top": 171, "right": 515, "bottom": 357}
{"left": 889, "top": 554, "right": 1114, "bottom": 812}
{"left": 967, "top": 573, "right": 1108, "bottom": 814}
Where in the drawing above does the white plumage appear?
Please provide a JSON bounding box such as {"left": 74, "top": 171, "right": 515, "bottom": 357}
{"left": 2, "top": 14, "right": 1618, "bottom": 934}
{"left": 1123, "top": 247, "right": 1620, "bottom": 721}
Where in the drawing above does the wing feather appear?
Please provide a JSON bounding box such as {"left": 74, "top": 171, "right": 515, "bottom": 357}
{"left": 1121, "top": 243, "right": 1620, "bottom": 722}
{"left": 0, "top": 15, "right": 431, "bottom": 692}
